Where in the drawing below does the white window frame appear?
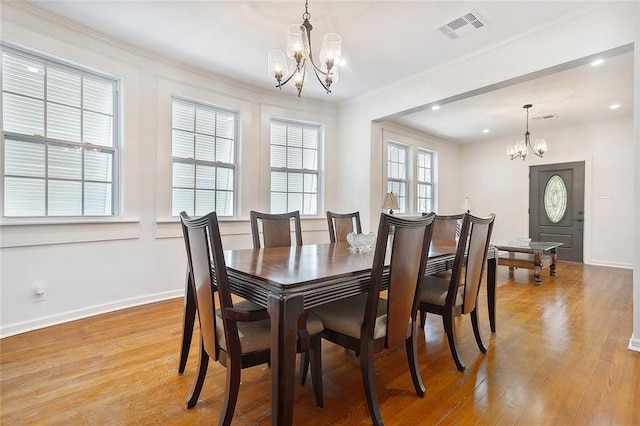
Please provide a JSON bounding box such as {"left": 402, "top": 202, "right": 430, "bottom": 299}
{"left": 416, "top": 148, "right": 434, "bottom": 214}
{"left": 1, "top": 45, "right": 120, "bottom": 218}
{"left": 269, "top": 118, "right": 322, "bottom": 216}
{"left": 387, "top": 141, "right": 409, "bottom": 214}
{"left": 170, "top": 97, "right": 238, "bottom": 217}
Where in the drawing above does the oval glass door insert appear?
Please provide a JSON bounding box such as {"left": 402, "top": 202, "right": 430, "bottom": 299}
{"left": 544, "top": 174, "right": 567, "bottom": 223}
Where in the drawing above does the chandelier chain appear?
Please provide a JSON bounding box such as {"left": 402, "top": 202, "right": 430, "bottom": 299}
{"left": 303, "top": 0, "right": 310, "bottom": 20}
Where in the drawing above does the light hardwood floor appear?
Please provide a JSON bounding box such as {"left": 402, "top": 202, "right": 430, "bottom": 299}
{"left": 1, "top": 262, "right": 638, "bottom": 425}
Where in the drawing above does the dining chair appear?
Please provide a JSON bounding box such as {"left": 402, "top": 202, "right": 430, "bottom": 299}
{"left": 250, "top": 210, "right": 303, "bottom": 248}
{"left": 326, "top": 211, "right": 362, "bottom": 243}
{"left": 418, "top": 212, "right": 496, "bottom": 371}
{"left": 180, "top": 211, "right": 324, "bottom": 424}
{"left": 311, "top": 212, "right": 436, "bottom": 426}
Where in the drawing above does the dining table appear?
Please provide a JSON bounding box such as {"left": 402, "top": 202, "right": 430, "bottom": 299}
{"left": 179, "top": 240, "right": 498, "bottom": 425}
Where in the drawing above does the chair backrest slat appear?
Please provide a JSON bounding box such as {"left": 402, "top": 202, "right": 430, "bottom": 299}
{"left": 181, "top": 213, "right": 218, "bottom": 358}
{"left": 462, "top": 219, "right": 493, "bottom": 313}
{"left": 250, "top": 210, "right": 303, "bottom": 248}
{"left": 447, "top": 213, "right": 495, "bottom": 314}
{"left": 327, "top": 211, "right": 362, "bottom": 243}
{"left": 364, "top": 213, "right": 435, "bottom": 349}
{"left": 431, "top": 213, "right": 463, "bottom": 244}
{"left": 181, "top": 211, "right": 242, "bottom": 359}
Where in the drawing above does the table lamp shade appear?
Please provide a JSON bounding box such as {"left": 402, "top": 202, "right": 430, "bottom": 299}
{"left": 382, "top": 192, "right": 400, "bottom": 213}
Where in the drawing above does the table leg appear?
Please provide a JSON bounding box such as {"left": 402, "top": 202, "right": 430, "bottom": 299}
{"left": 179, "top": 267, "right": 196, "bottom": 374}
{"left": 487, "top": 256, "right": 496, "bottom": 333}
{"left": 268, "top": 293, "right": 304, "bottom": 425}
{"left": 550, "top": 248, "right": 558, "bottom": 276}
{"left": 533, "top": 250, "right": 542, "bottom": 286}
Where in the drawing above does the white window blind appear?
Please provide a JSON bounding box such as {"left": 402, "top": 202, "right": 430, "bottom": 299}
{"left": 171, "top": 98, "right": 237, "bottom": 217}
{"left": 270, "top": 119, "right": 320, "bottom": 215}
{"left": 387, "top": 142, "right": 407, "bottom": 213}
{"left": 417, "top": 149, "right": 434, "bottom": 213}
{"left": 2, "top": 47, "right": 118, "bottom": 217}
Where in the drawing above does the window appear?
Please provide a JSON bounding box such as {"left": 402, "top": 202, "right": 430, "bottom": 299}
{"left": 2, "top": 47, "right": 118, "bottom": 217}
{"left": 171, "top": 98, "right": 237, "bottom": 217}
{"left": 270, "top": 119, "right": 320, "bottom": 215}
{"left": 416, "top": 149, "right": 434, "bottom": 213}
{"left": 387, "top": 142, "right": 408, "bottom": 213}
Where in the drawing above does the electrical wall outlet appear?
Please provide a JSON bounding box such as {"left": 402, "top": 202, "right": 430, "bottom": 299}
{"left": 33, "top": 285, "right": 46, "bottom": 302}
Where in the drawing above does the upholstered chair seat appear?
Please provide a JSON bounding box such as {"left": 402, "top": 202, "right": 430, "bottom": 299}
{"left": 420, "top": 276, "right": 464, "bottom": 307}
{"left": 312, "top": 294, "right": 399, "bottom": 341}
{"left": 214, "top": 304, "right": 324, "bottom": 353}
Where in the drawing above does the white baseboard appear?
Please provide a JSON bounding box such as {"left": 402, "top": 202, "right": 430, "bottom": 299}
{"left": 0, "top": 289, "right": 183, "bottom": 338}
{"left": 588, "top": 260, "right": 634, "bottom": 269}
{"left": 629, "top": 334, "right": 640, "bottom": 352}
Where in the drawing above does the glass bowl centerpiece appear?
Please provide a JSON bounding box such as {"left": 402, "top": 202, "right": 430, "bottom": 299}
{"left": 346, "top": 232, "right": 375, "bottom": 253}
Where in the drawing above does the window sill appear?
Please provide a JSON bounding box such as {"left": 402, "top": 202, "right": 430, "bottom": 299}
{"left": 155, "top": 216, "right": 328, "bottom": 239}
{"left": 0, "top": 218, "right": 141, "bottom": 248}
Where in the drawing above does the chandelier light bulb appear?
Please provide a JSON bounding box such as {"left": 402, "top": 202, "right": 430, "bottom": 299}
{"left": 533, "top": 139, "right": 548, "bottom": 156}
{"left": 287, "top": 24, "right": 308, "bottom": 65}
{"left": 320, "top": 32, "right": 342, "bottom": 71}
{"left": 290, "top": 68, "right": 306, "bottom": 91}
{"left": 268, "top": 50, "right": 289, "bottom": 85}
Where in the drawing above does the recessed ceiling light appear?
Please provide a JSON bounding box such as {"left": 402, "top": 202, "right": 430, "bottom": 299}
{"left": 482, "top": 129, "right": 490, "bottom": 134}
{"left": 431, "top": 105, "right": 440, "bottom": 111}
{"left": 610, "top": 104, "right": 621, "bottom": 110}
{"left": 591, "top": 58, "right": 605, "bottom": 67}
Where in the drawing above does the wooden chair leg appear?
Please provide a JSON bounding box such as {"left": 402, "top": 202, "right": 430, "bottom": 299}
{"left": 179, "top": 271, "right": 196, "bottom": 374}
{"left": 299, "top": 351, "right": 310, "bottom": 385}
{"left": 444, "top": 311, "right": 465, "bottom": 372}
{"left": 309, "top": 335, "right": 324, "bottom": 408}
{"left": 360, "top": 341, "right": 383, "bottom": 426}
{"left": 186, "top": 342, "right": 209, "bottom": 408}
{"left": 405, "top": 324, "right": 425, "bottom": 397}
{"left": 419, "top": 311, "right": 427, "bottom": 329}
{"left": 471, "top": 308, "right": 487, "bottom": 353}
{"left": 220, "top": 355, "right": 242, "bottom": 426}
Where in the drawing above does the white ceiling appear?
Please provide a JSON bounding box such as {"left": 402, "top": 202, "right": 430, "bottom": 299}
{"left": 24, "top": 0, "right": 633, "bottom": 142}
{"left": 386, "top": 48, "right": 634, "bottom": 143}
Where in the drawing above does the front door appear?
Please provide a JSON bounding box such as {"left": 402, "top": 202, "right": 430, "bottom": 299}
{"left": 529, "top": 161, "right": 585, "bottom": 262}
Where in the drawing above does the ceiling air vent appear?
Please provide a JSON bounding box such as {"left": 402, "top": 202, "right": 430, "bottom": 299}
{"left": 531, "top": 114, "right": 556, "bottom": 121}
{"left": 436, "top": 9, "right": 488, "bottom": 40}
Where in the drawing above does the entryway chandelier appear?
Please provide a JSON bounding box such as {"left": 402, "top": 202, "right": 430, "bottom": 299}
{"left": 507, "top": 104, "right": 548, "bottom": 160}
{"left": 268, "top": 0, "right": 342, "bottom": 97}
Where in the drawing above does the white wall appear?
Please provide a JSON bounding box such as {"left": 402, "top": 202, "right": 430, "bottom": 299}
{"left": 631, "top": 11, "right": 640, "bottom": 353}
{"left": 0, "top": 3, "right": 338, "bottom": 336}
{"left": 460, "top": 117, "right": 634, "bottom": 268}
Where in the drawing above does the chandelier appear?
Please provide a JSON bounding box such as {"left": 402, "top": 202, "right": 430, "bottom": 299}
{"left": 507, "top": 104, "right": 548, "bottom": 160}
{"left": 268, "top": 0, "right": 342, "bottom": 97}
